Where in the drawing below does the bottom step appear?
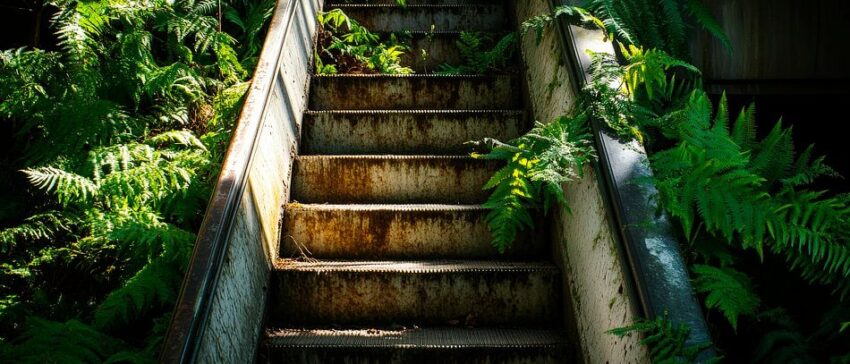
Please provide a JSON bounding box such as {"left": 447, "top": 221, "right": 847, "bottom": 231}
{"left": 261, "top": 327, "right": 570, "bottom": 364}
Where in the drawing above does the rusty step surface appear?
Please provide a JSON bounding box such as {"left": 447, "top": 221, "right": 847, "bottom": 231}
{"left": 332, "top": 0, "right": 506, "bottom": 5}
{"left": 301, "top": 110, "right": 525, "bottom": 155}
{"left": 309, "top": 74, "right": 519, "bottom": 110}
{"left": 281, "top": 204, "right": 543, "bottom": 259}
{"left": 261, "top": 327, "right": 570, "bottom": 363}
{"left": 269, "top": 260, "right": 561, "bottom": 326}
{"left": 326, "top": 4, "right": 507, "bottom": 32}
{"left": 292, "top": 155, "right": 498, "bottom": 204}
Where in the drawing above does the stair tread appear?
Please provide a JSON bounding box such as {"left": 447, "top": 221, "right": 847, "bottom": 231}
{"left": 296, "top": 154, "right": 478, "bottom": 159}
{"left": 273, "top": 259, "right": 557, "bottom": 273}
{"left": 328, "top": 3, "right": 502, "bottom": 8}
{"left": 313, "top": 73, "right": 514, "bottom": 78}
{"left": 305, "top": 109, "right": 523, "bottom": 114}
{"left": 264, "top": 327, "right": 567, "bottom": 348}
{"left": 286, "top": 203, "right": 486, "bottom": 211}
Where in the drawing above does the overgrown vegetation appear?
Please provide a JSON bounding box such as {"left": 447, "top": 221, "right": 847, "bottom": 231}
{"left": 470, "top": 115, "right": 595, "bottom": 252}
{"left": 608, "top": 313, "right": 716, "bottom": 363}
{"left": 482, "top": 0, "right": 850, "bottom": 361}
{"left": 437, "top": 32, "right": 518, "bottom": 75}
{"left": 315, "top": 9, "right": 412, "bottom": 74}
{"left": 0, "top": 0, "right": 273, "bottom": 361}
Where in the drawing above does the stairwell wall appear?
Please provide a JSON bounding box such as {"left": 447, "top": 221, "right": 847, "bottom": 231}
{"left": 513, "top": 1, "right": 650, "bottom": 363}
{"left": 162, "top": 0, "right": 319, "bottom": 362}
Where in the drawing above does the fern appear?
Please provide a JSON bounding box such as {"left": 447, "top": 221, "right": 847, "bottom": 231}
{"left": 0, "top": 0, "right": 273, "bottom": 358}
{"left": 1, "top": 318, "right": 126, "bottom": 363}
{"left": 522, "top": 0, "right": 729, "bottom": 59}
{"left": 608, "top": 314, "right": 716, "bottom": 363}
{"left": 23, "top": 167, "right": 100, "bottom": 207}
{"left": 0, "top": 211, "right": 76, "bottom": 254}
{"left": 437, "top": 32, "right": 517, "bottom": 75}
{"left": 474, "top": 114, "right": 595, "bottom": 251}
{"left": 316, "top": 9, "right": 413, "bottom": 74}
{"left": 691, "top": 264, "right": 760, "bottom": 330}
{"left": 94, "top": 258, "right": 184, "bottom": 332}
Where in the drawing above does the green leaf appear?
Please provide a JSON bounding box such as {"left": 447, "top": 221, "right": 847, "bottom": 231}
{"left": 692, "top": 264, "right": 760, "bottom": 330}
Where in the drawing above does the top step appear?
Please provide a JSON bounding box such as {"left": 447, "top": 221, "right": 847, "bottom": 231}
{"left": 330, "top": 0, "right": 505, "bottom": 5}
{"left": 326, "top": 4, "right": 507, "bottom": 32}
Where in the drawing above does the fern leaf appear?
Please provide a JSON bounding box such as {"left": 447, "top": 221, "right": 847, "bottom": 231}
{"left": 94, "top": 258, "right": 183, "bottom": 332}
{"left": 148, "top": 130, "right": 208, "bottom": 151}
{"left": 2, "top": 318, "right": 127, "bottom": 363}
{"left": 23, "top": 167, "right": 99, "bottom": 206}
{"left": 684, "top": 0, "right": 732, "bottom": 52}
{"left": 692, "top": 264, "right": 760, "bottom": 330}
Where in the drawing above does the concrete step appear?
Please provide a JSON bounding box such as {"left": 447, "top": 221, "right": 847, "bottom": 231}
{"left": 269, "top": 260, "right": 561, "bottom": 326}
{"left": 309, "top": 74, "right": 519, "bottom": 110}
{"left": 327, "top": 4, "right": 507, "bottom": 32}
{"left": 301, "top": 110, "right": 525, "bottom": 155}
{"left": 292, "top": 155, "right": 497, "bottom": 204}
{"left": 280, "top": 204, "right": 543, "bottom": 259}
{"left": 261, "top": 327, "right": 570, "bottom": 363}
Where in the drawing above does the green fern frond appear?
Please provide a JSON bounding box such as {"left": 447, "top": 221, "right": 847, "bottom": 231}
{"left": 476, "top": 114, "right": 594, "bottom": 250}
{"left": 692, "top": 264, "right": 760, "bottom": 330}
{"left": 149, "top": 130, "right": 208, "bottom": 151}
{"left": 23, "top": 167, "right": 99, "bottom": 206}
{"left": 1, "top": 318, "right": 126, "bottom": 363}
{"left": 94, "top": 258, "right": 183, "bottom": 332}
{"left": 684, "top": 0, "right": 732, "bottom": 52}
{"left": 0, "top": 211, "right": 77, "bottom": 253}
{"left": 608, "top": 313, "right": 716, "bottom": 363}
{"left": 437, "top": 32, "right": 517, "bottom": 75}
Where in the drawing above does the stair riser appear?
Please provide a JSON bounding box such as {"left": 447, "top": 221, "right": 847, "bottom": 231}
{"left": 281, "top": 207, "right": 542, "bottom": 259}
{"left": 261, "top": 348, "right": 565, "bottom": 364}
{"left": 327, "top": 5, "right": 506, "bottom": 32}
{"left": 292, "top": 157, "right": 497, "bottom": 203}
{"left": 309, "top": 76, "right": 518, "bottom": 110}
{"left": 270, "top": 269, "right": 560, "bottom": 326}
{"left": 302, "top": 112, "right": 524, "bottom": 154}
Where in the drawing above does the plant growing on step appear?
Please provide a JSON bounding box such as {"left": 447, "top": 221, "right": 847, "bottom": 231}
{"left": 316, "top": 9, "right": 413, "bottom": 74}
{"left": 437, "top": 32, "right": 518, "bottom": 75}
{"left": 608, "top": 314, "right": 715, "bottom": 363}
{"left": 472, "top": 114, "right": 595, "bottom": 252}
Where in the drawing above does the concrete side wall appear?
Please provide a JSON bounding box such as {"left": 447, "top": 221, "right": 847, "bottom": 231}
{"left": 193, "top": 0, "right": 319, "bottom": 362}
{"left": 514, "top": 1, "right": 649, "bottom": 363}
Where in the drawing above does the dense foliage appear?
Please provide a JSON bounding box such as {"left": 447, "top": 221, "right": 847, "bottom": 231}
{"left": 0, "top": 0, "right": 273, "bottom": 361}
{"left": 315, "top": 9, "right": 412, "bottom": 74}
{"left": 436, "top": 32, "right": 517, "bottom": 75}
{"left": 488, "top": 0, "right": 850, "bottom": 361}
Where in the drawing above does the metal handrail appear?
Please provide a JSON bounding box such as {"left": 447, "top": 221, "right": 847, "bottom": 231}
{"left": 159, "top": 0, "right": 300, "bottom": 361}
{"left": 546, "top": 0, "right": 715, "bottom": 356}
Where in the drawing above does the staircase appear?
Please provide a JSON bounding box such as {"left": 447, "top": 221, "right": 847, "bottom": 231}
{"left": 260, "top": 1, "right": 570, "bottom": 362}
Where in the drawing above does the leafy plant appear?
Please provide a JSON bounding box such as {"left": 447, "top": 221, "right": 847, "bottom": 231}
{"left": 315, "top": 9, "right": 413, "bottom": 74}
{"left": 472, "top": 114, "right": 595, "bottom": 252}
{"left": 691, "top": 264, "right": 760, "bottom": 330}
{"left": 520, "top": 0, "right": 730, "bottom": 58}
{"left": 0, "top": 0, "right": 270, "bottom": 360}
{"left": 608, "top": 314, "right": 716, "bottom": 363}
{"left": 437, "top": 32, "right": 517, "bottom": 75}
